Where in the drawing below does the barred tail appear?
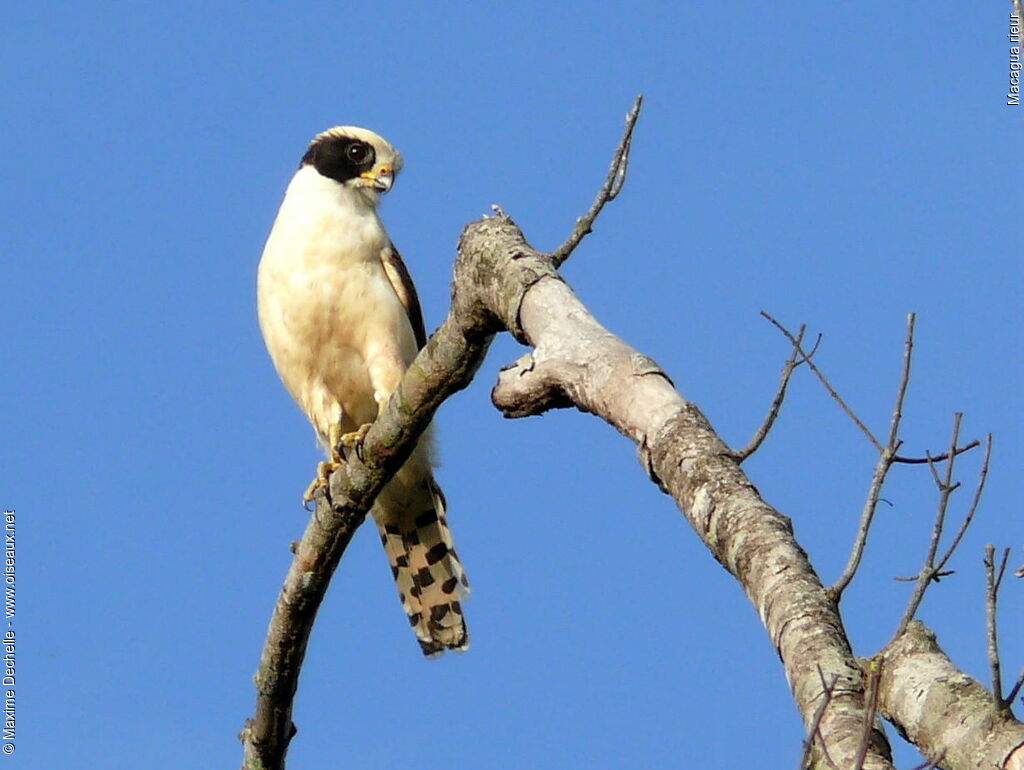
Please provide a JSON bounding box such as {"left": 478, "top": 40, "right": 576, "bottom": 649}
{"left": 375, "top": 475, "right": 469, "bottom": 656}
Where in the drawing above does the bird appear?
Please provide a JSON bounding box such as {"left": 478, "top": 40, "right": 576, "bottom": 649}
{"left": 257, "top": 126, "right": 469, "bottom": 655}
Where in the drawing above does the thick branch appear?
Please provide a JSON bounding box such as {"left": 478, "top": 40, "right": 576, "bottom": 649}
{"left": 482, "top": 221, "right": 893, "bottom": 769}
{"left": 243, "top": 102, "right": 1011, "bottom": 769}
{"left": 875, "top": 622, "right": 1024, "bottom": 769}
{"left": 241, "top": 265, "right": 498, "bottom": 770}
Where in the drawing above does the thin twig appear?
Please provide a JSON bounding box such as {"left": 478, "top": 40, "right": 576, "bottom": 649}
{"left": 761, "top": 312, "right": 882, "bottom": 451}
{"left": 735, "top": 324, "right": 812, "bottom": 461}
{"left": 892, "top": 439, "right": 980, "bottom": 464}
{"left": 831, "top": 315, "right": 915, "bottom": 601}
{"left": 893, "top": 570, "right": 954, "bottom": 582}
{"left": 852, "top": 660, "right": 882, "bottom": 770}
{"left": 800, "top": 668, "right": 841, "bottom": 770}
{"left": 884, "top": 314, "right": 914, "bottom": 449}
{"left": 934, "top": 435, "right": 992, "bottom": 574}
{"left": 549, "top": 95, "right": 643, "bottom": 267}
{"left": 892, "top": 434, "right": 989, "bottom": 585}
{"left": 894, "top": 414, "right": 962, "bottom": 637}
{"left": 831, "top": 446, "right": 896, "bottom": 598}
{"left": 995, "top": 546, "right": 1011, "bottom": 590}
{"left": 1006, "top": 668, "right": 1024, "bottom": 705}
{"left": 985, "top": 544, "right": 1013, "bottom": 711}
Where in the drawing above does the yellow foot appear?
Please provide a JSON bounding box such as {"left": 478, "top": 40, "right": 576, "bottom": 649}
{"left": 340, "top": 423, "right": 372, "bottom": 448}
{"left": 303, "top": 459, "right": 341, "bottom": 505}
{"left": 337, "top": 422, "right": 372, "bottom": 462}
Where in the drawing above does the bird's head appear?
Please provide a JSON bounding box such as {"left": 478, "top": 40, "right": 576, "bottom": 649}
{"left": 300, "top": 126, "right": 403, "bottom": 204}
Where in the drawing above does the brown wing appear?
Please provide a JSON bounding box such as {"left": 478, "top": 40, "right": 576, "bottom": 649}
{"left": 382, "top": 243, "right": 428, "bottom": 350}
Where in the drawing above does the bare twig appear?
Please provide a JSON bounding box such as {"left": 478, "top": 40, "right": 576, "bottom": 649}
{"left": 985, "top": 544, "right": 1013, "bottom": 711}
{"left": 890, "top": 433, "right": 990, "bottom": 589}
{"left": 933, "top": 434, "right": 992, "bottom": 574}
{"left": 549, "top": 95, "right": 643, "bottom": 267}
{"left": 800, "top": 668, "right": 841, "bottom": 770}
{"left": 894, "top": 415, "right": 963, "bottom": 638}
{"left": 892, "top": 439, "right": 980, "bottom": 464}
{"left": 1007, "top": 668, "right": 1024, "bottom": 705}
{"left": 734, "top": 324, "right": 812, "bottom": 462}
{"left": 831, "top": 315, "right": 915, "bottom": 601}
{"left": 893, "top": 570, "right": 954, "bottom": 582}
{"left": 884, "top": 314, "right": 914, "bottom": 450}
{"left": 831, "top": 446, "right": 896, "bottom": 598}
{"left": 852, "top": 660, "right": 883, "bottom": 770}
{"left": 761, "top": 312, "right": 882, "bottom": 451}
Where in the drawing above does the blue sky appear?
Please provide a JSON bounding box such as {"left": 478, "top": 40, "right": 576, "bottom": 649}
{"left": 3, "top": 3, "right": 1020, "bottom": 768}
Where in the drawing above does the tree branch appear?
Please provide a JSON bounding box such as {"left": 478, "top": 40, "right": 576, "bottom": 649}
{"left": 733, "top": 321, "right": 813, "bottom": 462}
{"left": 853, "top": 660, "right": 884, "bottom": 770}
{"left": 892, "top": 440, "right": 980, "bottom": 464}
{"left": 894, "top": 414, "right": 963, "bottom": 637}
{"left": 548, "top": 95, "right": 642, "bottom": 267}
{"left": 831, "top": 314, "right": 915, "bottom": 602}
{"left": 800, "top": 668, "right": 841, "bottom": 770}
{"left": 242, "top": 101, "right": 1015, "bottom": 769}
{"left": 890, "top": 423, "right": 991, "bottom": 644}
{"left": 241, "top": 301, "right": 498, "bottom": 768}
{"left": 1007, "top": 669, "right": 1024, "bottom": 709}
{"left": 488, "top": 236, "right": 893, "bottom": 769}
{"left": 875, "top": 622, "right": 1024, "bottom": 769}
{"left": 762, "top": 313, "right": 883, "bottom": 452}
{"left": 985, "top": 544, "right": 1013, "bottom": 712}
{"left": 241, "top": 103, "right": 643, "bottom": 770}
{"left": 932, "top": 434, "right": 991, "bottom": 574}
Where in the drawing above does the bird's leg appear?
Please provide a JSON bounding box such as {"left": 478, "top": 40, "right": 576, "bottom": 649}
{"left": 302, "top": 422, "right": 347, "bottom": 505}
{"left": 328, "top": 422, "right": 346, "bottom": 463}
{"left": 302, "top": 460, "right": 339, "bottom": 505}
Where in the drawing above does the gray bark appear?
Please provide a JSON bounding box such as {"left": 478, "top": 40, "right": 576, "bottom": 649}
{"left": 242, "top": 203, "right": 1023, "bottom": 770}
{"left": 876, "top": 622, "right": 1024, "bottom": 769}
{"left": 481, "top": 215, "right": 892, "bottom": 770}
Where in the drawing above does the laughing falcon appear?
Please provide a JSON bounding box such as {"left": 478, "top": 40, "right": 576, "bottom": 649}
{"left": 257, "top": 126, "right": 469, "bottom": 655}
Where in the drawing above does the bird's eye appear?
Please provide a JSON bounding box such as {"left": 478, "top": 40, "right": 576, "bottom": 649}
{"left": 345, "top": 143, "right": 370, "bottom": 164}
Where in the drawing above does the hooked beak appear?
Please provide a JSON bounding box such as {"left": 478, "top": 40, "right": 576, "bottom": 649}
{"left": 360, "top": 166, "right": 394, "bottom": 192}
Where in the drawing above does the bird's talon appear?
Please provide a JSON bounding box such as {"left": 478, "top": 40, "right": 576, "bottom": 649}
{"left": 339, "top": 423, "right": 372, "bottom": 448}
{"left": 336, "top": 423, "right": 372, "bottom": 462}
{"left": 302, "top": 459, "right": 340, "bottom": 505}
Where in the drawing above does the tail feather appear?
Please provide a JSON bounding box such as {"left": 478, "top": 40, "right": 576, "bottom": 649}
{"left": 375, "top": 479, "right": 469, "bottom": 655}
